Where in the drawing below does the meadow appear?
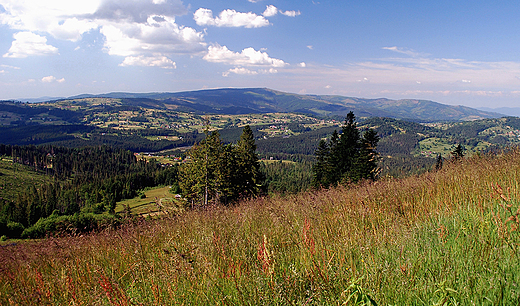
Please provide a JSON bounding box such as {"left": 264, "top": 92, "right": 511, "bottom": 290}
{"left": 1, "top": 149, "right": 520, "bottom": 305}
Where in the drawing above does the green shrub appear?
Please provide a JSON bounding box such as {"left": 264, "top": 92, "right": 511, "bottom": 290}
{"left": 21, "top": 213, "right": 121, "bottom": 238}
{"left": 6, "top": 222, "right": 25, "bottom": 238}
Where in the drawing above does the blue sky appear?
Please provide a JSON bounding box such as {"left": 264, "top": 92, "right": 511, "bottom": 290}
{"left": 0, "top": 0, "right": 519, "bottom": 108}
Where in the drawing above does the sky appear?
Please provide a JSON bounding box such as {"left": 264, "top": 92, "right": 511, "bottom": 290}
{"left": 0, "top": 0, "right": 519, "bottom": 108}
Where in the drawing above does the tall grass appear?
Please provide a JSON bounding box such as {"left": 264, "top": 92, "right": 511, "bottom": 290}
{"left": 2, "top": 150, "right": 520, "bottom": 305}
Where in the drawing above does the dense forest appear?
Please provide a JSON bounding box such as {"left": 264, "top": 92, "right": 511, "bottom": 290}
{"left": 0, "top": 145, "right": 178, "bottom": 238}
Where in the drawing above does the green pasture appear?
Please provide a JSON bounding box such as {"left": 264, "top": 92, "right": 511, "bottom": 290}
{"left": 115, "top": 186, "right": 184, "bottom": 217}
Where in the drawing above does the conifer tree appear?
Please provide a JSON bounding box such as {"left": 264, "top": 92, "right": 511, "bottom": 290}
{"left": 338, "top": 111, "right": 361, "bottom": 179}
{"left": 451, "top": 144, "right": 465, "bottom": 161}
{"left": 236, "top": 125, "right": 262, "bottom": 198}
{"left": 312, "top": 139, "right": 330, "bottom": 188}
{"left": 312, "top": 111, "right": 379, "bottom": 188}
{"left": 179, "top": 125, "right": 262, "bottom": 206}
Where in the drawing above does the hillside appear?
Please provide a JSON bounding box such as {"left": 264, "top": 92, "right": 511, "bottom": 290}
{"left": 1, "top": 149, "right": 519, "bottom": 304}
{"left": 64, "top": 88, "right": 501, "bottom": 121}
{"left": 1, "top": 94, "right": 519, "bottom": 180}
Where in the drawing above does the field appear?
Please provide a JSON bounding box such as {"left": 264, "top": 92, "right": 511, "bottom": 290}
{"left": 1, "top": 150, "right": 520, "bottom": 304}
{"left": 0, "top": 157, "right": 52, "bottom": 202}
{"left": 115, "top": 186, "right": 184, "bottom": 217}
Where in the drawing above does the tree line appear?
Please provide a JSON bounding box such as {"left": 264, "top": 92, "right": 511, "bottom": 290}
{"left": 0, "top": 145, "right": 179, "bottom": 238}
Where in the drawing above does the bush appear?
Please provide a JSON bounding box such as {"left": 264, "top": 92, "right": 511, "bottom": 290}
{"left": 6, "top": 222, "right": 25, "bottom": 238}
{"left": 0, "top": 219, "right": 25, "bottom": 239}
{"left": 21, "top": 213, "right": 121, "bottom": 239}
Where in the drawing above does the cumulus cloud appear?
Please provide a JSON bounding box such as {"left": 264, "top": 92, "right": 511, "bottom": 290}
{"left": 87, "top": 0, "right": 187, "bottom": 23}
{"left": 204, "top": 45, "right": 287, "bottom": 67}
{"left": 223, "top": 66, "right": 279, "bottom": 77}
{"left": 0, "top": 0, "right": 99, "bottom": 41}
{"left": 298, "top": 62, "right": 306, "bottom": 67}
{"left": 41, "top": 76, "right": 65, "bottom": 83}
{"left": 100, "top": 16, "right": 206, "bottom": 57}
{"left": 0, "top": 0, "right": 206, "bottom": 66}
{"left": 261, "top": 5, "right": 300, "bottom": 17}
{"left": 120, "top": 55, "right": 176, "bottom": 68}
{"left": 194, "top": 8, "right": 269, "bottom": 28}
{"left": 223, "top": 67, "right": 258, "bottom": 77}
{"left": 3, "top": 32, "right": 58, "bottom": 58}
{"left": 281, "top": 10, "right": 301, "bottom": 17}
{"left": 262, "top": 5, "right": 278, "bottom": 17}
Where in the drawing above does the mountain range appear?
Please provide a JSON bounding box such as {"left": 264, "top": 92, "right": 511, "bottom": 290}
{"left": 22, "top": 88, "right": 505, "bottom": 122}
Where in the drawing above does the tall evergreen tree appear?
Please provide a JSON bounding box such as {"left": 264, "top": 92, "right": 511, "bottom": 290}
{"left": 312, "top": 139, "right": 330, "bottom": 188}
{"left": 451, "top": 144, "right": 465, "bottom": 161}
{"left": 236, "top": 125, "right": 262, "bottom": 198}
{"left": 312, "top": 111, "right": 379, "bottom": 188}
{"left": 179, "top": 125, "right": 262, "bottom": 206}
{"left": 351, "top": 129, "right": 380, "bottom": 181}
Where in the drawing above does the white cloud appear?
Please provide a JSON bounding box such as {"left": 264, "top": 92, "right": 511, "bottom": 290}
{"left": 194, "top": 8, "right": 269, "bottom": 28}
{"left": 0, "top": 70, "right": 5, "bottom": 74}
{"left": 307, "top": 45, "right": 313, "bottom": 50}
{"left": 261, "top": 5, "right": 300, "bottom": 18}
{"left": 0, "top": 0, "right": 205, "bottom": 64}
{"left": 223, "top": 67, "right": 258, "bottom": 77}
{"left": 87, "top": 0, "right": 187, "bottom": 23}
{"left": 281, "top": 10, "right": 301, "bottom": 17}
{"left": 382, "top": 46, "right": 426, "bottom": 58}
{"left": 298, "top": 62, "right": 306, "bottom": 68}
{"left": 120, "top": 55, "right": 176, "bottom": 68}
{"left": 3, "top": 32, "right": 58, "bottom": 58}
{"left": 42, "top": 76, "right": 65, "bottom": 83}
{"left": 0, "top": 64, "right": 20, "bottom": 70}
{"left": 259, "top": 68, "right": 278, "bottom": 74}
{"left": 262, "top": 5, "right": 278, "bottom": 17}
{"left": 100, "top": 16, "right": 206, "bottom": 57}
{"left": 0, "top": 0, "right": 99, "bottom": 41}
{"left": 204, "top": 44, "right": 287, "bottom": 67}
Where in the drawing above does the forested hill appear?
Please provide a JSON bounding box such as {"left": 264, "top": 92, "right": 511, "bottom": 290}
{"left": 64, "top": 88, "right": 499, "bottom": 122}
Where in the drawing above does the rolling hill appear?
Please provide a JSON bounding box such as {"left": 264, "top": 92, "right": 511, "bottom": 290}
{"left": 64, "top": 88, "right": 502, "bottom": 121}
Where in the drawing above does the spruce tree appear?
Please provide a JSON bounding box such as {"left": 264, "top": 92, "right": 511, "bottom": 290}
{"left": 351, "top": 128, "right": 380, "bottom": 181}
{"left": 236, "top": 125, "right": 262, "bottom": 198}
{"left": 312, "top": 139, "right": 330, "bottom": 188}
{"left": 312, "top": 111, "right": 380, "bottom": 188}
{"left": 179, "top": 125, "right": 262, "bottom": 206}
{"left": 338, "top": 111, "right": 362, "bottom": 182}
{"left": 451, "top": 144, "right": 465, "bottom": 161}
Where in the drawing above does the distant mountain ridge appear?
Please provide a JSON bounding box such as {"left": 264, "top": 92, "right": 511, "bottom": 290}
{"left": 478, "top": 107, "right": 520, "bottom": 117}
{"left": 63, "top": 88, "right": 502, "bottom": 122}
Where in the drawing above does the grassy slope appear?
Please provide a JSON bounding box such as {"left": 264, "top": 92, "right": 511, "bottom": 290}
{"left": 115, "top": 186, "right": 184, "bottom": 217}
{"left": 0, "top": 157, "right": 53, "bottom": 202}
{"left": 1, "top": 150, "right": 520, "bottom": 304}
